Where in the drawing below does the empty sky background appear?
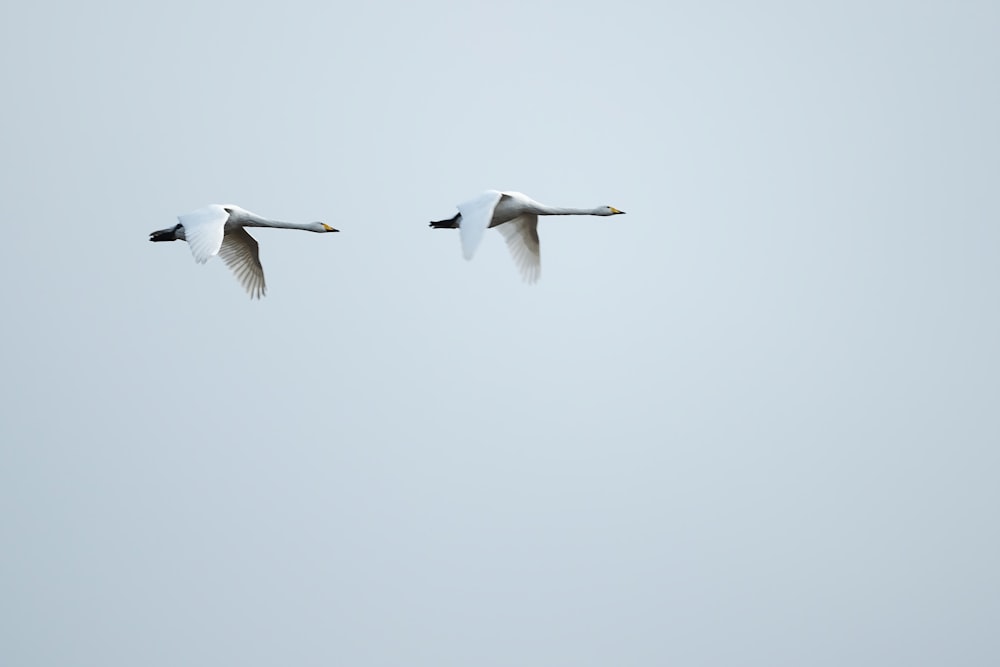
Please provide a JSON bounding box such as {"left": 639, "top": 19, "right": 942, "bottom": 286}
{"left": 2, "top": 1, "right": 998, "bottom": 665}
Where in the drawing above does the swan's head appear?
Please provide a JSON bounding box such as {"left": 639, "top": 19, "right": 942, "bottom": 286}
{"left": 302, "top": 221, "right": 340, "bottom": 233}
{"left": 599, "top": 206, "right": 626, "bottom": 216}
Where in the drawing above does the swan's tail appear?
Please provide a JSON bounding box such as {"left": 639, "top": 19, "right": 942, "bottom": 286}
{"left": 149, "top": 225, "right": 181, "bottom": 242}
{"left": 429, "top": 213, "right": 461, "bottom": 229}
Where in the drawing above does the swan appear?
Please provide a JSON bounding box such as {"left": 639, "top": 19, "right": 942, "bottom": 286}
{"left": 429, "top": 190, "right": 625, "bottom": 283}
{"left": 149, "top": 204, "right": 338, "bottom": 298}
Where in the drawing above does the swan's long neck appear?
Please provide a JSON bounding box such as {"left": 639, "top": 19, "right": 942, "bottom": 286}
{"left": 532, "top": 204, "right": 604, "bottom": 216}
{"left": 242, "top": 215, "right": 320, "bottom": 231}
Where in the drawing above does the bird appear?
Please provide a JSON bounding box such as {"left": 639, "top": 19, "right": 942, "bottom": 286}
{"left": 149, "top": 204, "right": 338, "bottom": 298}
{"left": 429, "top": 190, "right": 625, "bottom": 283}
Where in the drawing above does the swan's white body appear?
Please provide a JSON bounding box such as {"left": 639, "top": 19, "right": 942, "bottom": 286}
{"left": 150, "top": 204, "right": 337, "bottom": 298}
{"left": 432, "top": 190, "right": 625, "bottom": 283}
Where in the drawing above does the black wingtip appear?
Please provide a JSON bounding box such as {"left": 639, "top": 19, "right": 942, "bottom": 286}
{"left": 429, "top": 213, "right": 461, "bottom": 229}
{"left": 149, "top": 229, "right": 175, "bottom": 242}
{"left": 149, "top": 224, "right": 182, "bottom": 242}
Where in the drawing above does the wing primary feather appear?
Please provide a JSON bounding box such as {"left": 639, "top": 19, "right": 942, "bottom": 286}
{"left": 217, "top": 228, "right": 267, "bottom": 298}
{"left": 496, "top": 214, "right": 541, "bottom": 284}
{"left": 456, "top": 190, "right": 503, "bottom": 260}
{"left": 177, "top": 205, "right": 229, "bottom": 264}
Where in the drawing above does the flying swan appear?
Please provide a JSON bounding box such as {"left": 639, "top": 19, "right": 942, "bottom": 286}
{"left": 149, "top": 204, "right": 338, "bottom": 298}
{"left": 429, "top": 190, "right": 625, "bottom": 283}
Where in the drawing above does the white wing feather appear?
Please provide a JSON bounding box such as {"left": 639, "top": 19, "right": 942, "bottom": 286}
{"left": 496, "top": 214, "right": 541, "bottom": 284}
{"left": 177, "top": 205, "right": 228, "bottom": 264}
{"left": 456, "top": 190, "right": 503, "bottom": 260}
{"left": 217, "top": 227, "right": 266, "bottom": 298}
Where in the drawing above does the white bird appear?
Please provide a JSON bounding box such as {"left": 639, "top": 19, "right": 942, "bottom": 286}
{"left": 149, "top": 204, "right": 338, "bottom": 298}
{"left": 429, "top": 190, "right": 625, "bottom": 283}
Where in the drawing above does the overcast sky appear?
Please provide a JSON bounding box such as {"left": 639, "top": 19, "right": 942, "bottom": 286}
{"left": 1, "top": 1, "right": 998, "bottom": 665}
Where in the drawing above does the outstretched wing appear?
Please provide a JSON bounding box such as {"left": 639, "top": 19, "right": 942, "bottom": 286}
{"left": 218, "top": 227, "right": 266, "bottom": 299}
{"left": 456, "top": 190, "right": 503, "bottom": 260}
{"left": 177, "top": 205, "right": 228, "bottom": 264}
{"left": 495, "top": 214, "right": 541, "bottom": 284}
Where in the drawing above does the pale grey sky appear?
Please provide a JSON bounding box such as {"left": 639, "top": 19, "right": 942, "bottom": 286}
{"left": 1, "top": 1, "right": 998, "bottom": 665}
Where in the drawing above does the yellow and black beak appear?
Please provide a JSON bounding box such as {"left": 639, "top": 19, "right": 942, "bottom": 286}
{"left": 610, "top": 207, "right": 626, "bottom": 215}
{"left": 322, "top": 224, "right": 340, "bottom": 232}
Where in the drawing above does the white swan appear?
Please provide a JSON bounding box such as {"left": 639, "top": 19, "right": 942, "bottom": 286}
{"left": 149, "top": 204, "right": 338, "bottom": 298}
{"left": 429, "top": 190, "right": 625, "bottom": 283}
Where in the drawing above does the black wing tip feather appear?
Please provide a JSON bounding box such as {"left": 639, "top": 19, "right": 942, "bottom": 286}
{"left": 429, "top": 213, "right": 461, "bottom": 229}
{"left": 149, "top": 225, "right": 181, "bottom": 242}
